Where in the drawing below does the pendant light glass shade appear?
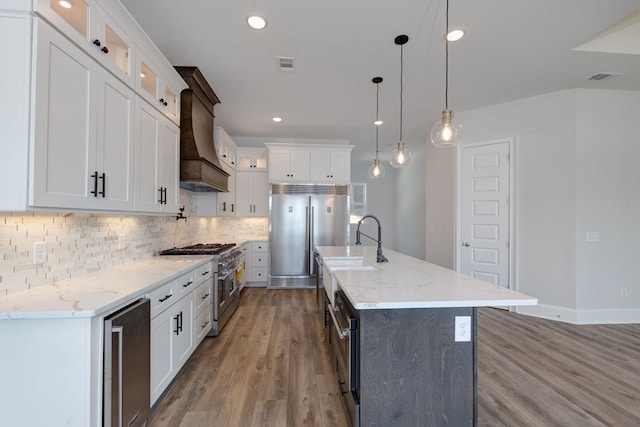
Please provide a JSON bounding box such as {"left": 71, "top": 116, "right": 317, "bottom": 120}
{"left": 390, "top": 141, "right": 412, "bottom": 168}
{"left": 369, "top": 77, "right": 386, "bottom": 179}
{"left": 368, "top": 158, "right": 386, "bottom": 178}
{"left": 431, "top": 109, "right": 462, "bottom": 147}
{"left": 430, "top": 0, "right": 462, "bottom": 148}
{"left": 391, "top": 35, "right": 410, "bottom": 168}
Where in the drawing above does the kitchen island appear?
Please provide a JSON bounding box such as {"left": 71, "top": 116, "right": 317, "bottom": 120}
{"left": 315, "top": 246, "right": 537, "bottom": 427}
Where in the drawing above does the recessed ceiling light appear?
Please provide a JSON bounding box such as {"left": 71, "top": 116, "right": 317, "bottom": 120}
{"left": 446, "top": 29, "right": 465, "bottom": 42}
{"left": 272, "top": 117, "right": 282, "bottom": 123}
{"left": 59, "top": 0, "right": 73, "bottom": 8}
{"left": 247, "top": 15, "right": 267, "bottom": 30}
{"left": 374, "top": 120, "right": 383, "bottom": 126}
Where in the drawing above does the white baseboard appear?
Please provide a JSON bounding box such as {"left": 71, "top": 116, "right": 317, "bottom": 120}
{"left": 515, "top": 303, "right": 640, "bottom": 324}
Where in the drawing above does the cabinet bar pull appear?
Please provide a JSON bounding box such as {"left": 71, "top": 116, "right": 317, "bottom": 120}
{"left": 182, "top": 281, "right": 193, "bottom": 288}
{"left": 158, "top": 294, "right": 172, "bottom": 302}
{"left": 201, "top": 320, "right": 210, "bottom": 329}
{"left": 90, "top": 171, "right": 98, "bottom": 197}
{"left": 98, "top": 173, "right": 106, "bottom": 197}
{"left": 173, "top": 314, "right": 179, "bottom": 335}
{"left": 178, "top": 311, "right": 183, "bottom": 332}
{"left": 222, "top": 201, "right": 226, "bottom": 212}
{"left": 201, "top": 271, "right": 210, "bottom": 276}
{"left": 202, "top": 293, "right": 210, "bottom": 300}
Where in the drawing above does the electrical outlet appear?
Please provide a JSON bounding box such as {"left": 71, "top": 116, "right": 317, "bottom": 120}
{"left": 455, "top": 316, "right": 471, "bottom": 342}
{"left": 33, "top": 241, "right": 46, "bottom": 264}
{"left": 118, "top": 234, "right": 126, "bottom": 250}
{"left": 621, "top": 288, "right": 628, "bottom": 298}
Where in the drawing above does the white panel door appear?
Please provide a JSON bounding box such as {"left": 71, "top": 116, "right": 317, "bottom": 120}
{"left": 460, "top": 142, "right": 510, "bottom": 288}
{"left": 32, "top": 19, "right": 96, "bottom": 209}
{"left": 96, "top": 70, "right": 134, "bottom": 210}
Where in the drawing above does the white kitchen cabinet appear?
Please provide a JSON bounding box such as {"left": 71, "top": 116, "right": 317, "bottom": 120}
{"left": 217, "top": 162, "right": 236, "bottom": 216}
{"left": 1, "top": 1, "right": 186, "bottom": 213}
{"left": 134, "top": 97, "right": 180, "bottom": 213}
{"left": 236, "top": 147, "right": 268, "bottom": 171}
{"left": 150, "top": 292, "right": 194, "bottom": 404}
{"left": 31, "top": 19, "right": 135, "bottom": 211}
{"left": 245, "top": 240, "right": 269, "bottom": 286}
{"left": 215, "top": 128, "right": 237, "bottom": 216}
{"left": 215, "top": 126, "right": 237, "bottom": 168}
{"left": 309, "top": 149, "right": 351, "bottom": 183}
{"left": 35, "top": 0, "right": 136, "bottom": 88}
{"left": 268, "top": 149, "right": 310, "bottom": 182}
{"left": 193, "top": 262, "right": 213, "bottom": 343}
{"left": 137, "top": 53, "right": 181, "bottom": 125}
{"left": 265, "top": 143, "right": 353, "bottom": 184}
{"left": 236, "top": 171, "right": 269, "bottom": 217}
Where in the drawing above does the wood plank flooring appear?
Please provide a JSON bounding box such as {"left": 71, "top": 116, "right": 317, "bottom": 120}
{"left": 149, "top": 288, "right": 640, "bottom": 427}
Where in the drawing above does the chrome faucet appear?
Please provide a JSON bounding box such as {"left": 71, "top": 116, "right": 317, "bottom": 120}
{"left": 355, "top": 214, "right": 388, "bottom": 263}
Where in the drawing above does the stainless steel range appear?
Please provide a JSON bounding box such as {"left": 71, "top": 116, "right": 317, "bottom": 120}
{"left": 159, "top": 243, "right": 244, "bottom": 336}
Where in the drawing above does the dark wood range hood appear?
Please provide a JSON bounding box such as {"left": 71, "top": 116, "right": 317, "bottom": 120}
{"left": 175, "top": 66, "right": 229, "bottom": 192}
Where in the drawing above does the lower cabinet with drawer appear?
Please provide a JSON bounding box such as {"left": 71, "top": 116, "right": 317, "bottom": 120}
{"left": 193, "top": 262, "right": 214, "bottom": 344}
{"left": 244, "top": 240, "right": 269, "bottom": 287}
{"left": 150, "top": 271, "right": 196, "bottom": 405}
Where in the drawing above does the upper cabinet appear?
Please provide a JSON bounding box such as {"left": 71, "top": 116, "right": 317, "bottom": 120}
{"left": 215, "top": 127, "right": 237, "bottom": 169}
{"left": 268, "top": 149, "right": 310, "bottom": 183}
{"left": 215, "top": 128, "right": 237, "bottom": 216}
{"left": 136, "top": 54, "right": 181, "bottom": 125}
{"left": 309, "top": 149, "right": 351, "bottom": 183}
{"left": 31, "top": 19, "right": 135, "bottom": 211}
{"left": 35, "top": 0, "right": 136, "bottom": 88}
{"left": 237, "top": 148, "right": 268, "bottom": 171}
{"left": 1, "top": 1, "right": 186, "bottom": 213}
{"left": 266, "top": 143, "right": 353, "bottom": 184}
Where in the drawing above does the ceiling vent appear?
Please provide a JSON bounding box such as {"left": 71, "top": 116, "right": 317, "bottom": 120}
{"left": 587, "top": 72, "right": 620, "bottom": 81}
{"left": 277, "top": 56, "right": 295, "bottom": 73}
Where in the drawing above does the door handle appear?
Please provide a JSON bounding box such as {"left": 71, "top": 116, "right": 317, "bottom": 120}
{"left": 463, "top": 242, "right": 471, "bottom": 247}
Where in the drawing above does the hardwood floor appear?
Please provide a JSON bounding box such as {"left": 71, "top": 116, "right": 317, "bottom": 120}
{"left": 148, "top": 288, "right": 349, "bottom": 427}
{"left": 149, "top": 288, "right": 640, "bottom": 427}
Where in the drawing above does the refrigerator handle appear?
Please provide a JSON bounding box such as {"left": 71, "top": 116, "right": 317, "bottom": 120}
{"left": 310, "top": 205, "right": 315, "bottom": 274}
{"left": 305, "top": 205, "right": 310, "bottom": 268}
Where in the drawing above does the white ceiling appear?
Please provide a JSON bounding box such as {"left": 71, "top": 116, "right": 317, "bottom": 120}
{"left": 119, "top": 0, "right": 640, "bottom": 163}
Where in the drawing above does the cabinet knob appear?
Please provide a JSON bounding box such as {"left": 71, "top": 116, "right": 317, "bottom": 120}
{"left": 159, "top": 98, "right": 168, "bottom": 106}
{"left": 101, "top": 46, "right": 109, "bottom": 54}
{"left": 92, "top": 39, "right": 101, "bottom": 47}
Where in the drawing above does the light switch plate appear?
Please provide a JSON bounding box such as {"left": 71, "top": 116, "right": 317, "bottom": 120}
{"left": 586, "top": 232, "right": 600, "bottom": 242}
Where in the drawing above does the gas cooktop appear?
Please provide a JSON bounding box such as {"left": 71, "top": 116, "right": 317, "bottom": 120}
{"left": 159, "top": 243, "right": 236, "bottom": 256}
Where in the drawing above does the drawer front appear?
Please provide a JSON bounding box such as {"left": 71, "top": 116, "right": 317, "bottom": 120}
{"left": 195, "top": 261, "right": 214, "bottom": 285}
{"left": 252, "top": 253, "right": 268, "bottom": 267}
{"left": 251, "top": 241, "right": 267, "bottom": 252}
{"left": 195, "top": 279, "right": 213, "bottom": 314}
{"left": 251, "top": 267, "right": 268, "bottom": 282}
{"left": 175, "top": 271, "right": 196, "bottom": 299}
{"left": 149, "top": 280, "right": 176, "bottom": 318}
{"left": 195, "top": 306, "right": 212, "bottom": 344}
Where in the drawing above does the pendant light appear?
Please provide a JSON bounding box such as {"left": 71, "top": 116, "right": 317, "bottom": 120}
{"left": 391, "top": 35, "right": 412, "bottom": 168}
{"left": 368, "top": 77, "right": 386, "bottom": 179}
{"left": 431, "top": 0, "right": 462, "bottom": 148}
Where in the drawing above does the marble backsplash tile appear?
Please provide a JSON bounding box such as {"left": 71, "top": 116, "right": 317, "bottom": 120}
{"left": 0, "top": 191, "right": 268, "bottom": 296}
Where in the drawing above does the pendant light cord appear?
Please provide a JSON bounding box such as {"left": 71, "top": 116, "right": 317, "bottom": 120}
{"left": 445, "top": 0, "right": 449, "bottom": 110}
{"left": 375, "top": 82, "right": 380, "bottom": 159}
{"left": 399, "top": 43, "right": 404, "bottom": 142}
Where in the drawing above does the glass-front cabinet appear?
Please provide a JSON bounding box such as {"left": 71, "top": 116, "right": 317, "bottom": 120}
{"left": 35, "top": 0, "right": 135, "bottom": 87}
{"left": 137, "top": 55, "right": 180, "bottom": 125}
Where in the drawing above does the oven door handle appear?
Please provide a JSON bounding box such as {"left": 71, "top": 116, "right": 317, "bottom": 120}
{"left": 328, "top": 304, "right": 349, "bottom": 340}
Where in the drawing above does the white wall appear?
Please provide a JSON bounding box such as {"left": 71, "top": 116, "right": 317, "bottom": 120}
{"left": 427, "top": 89, "right": 640, "bottom": 323}
{"left": 574, "top": 90, "right": 640, "bottom": 322}
{"left": 350, "top": 163, "right": 398, "bottom": 250}
{"left": 395, "top": 142, "right": 426, "bottom": 260}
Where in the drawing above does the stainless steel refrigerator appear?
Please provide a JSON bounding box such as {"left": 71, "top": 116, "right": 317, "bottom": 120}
{"left": 269, "top": 184, "right": 349, "bottom": 288}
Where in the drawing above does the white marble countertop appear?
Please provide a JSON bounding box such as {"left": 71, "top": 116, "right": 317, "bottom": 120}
{"left": 315, "top": 246, "right": 537, "bottom": 310}
{"left": 0, "top": 256, "right": 213, "bottom": 320}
